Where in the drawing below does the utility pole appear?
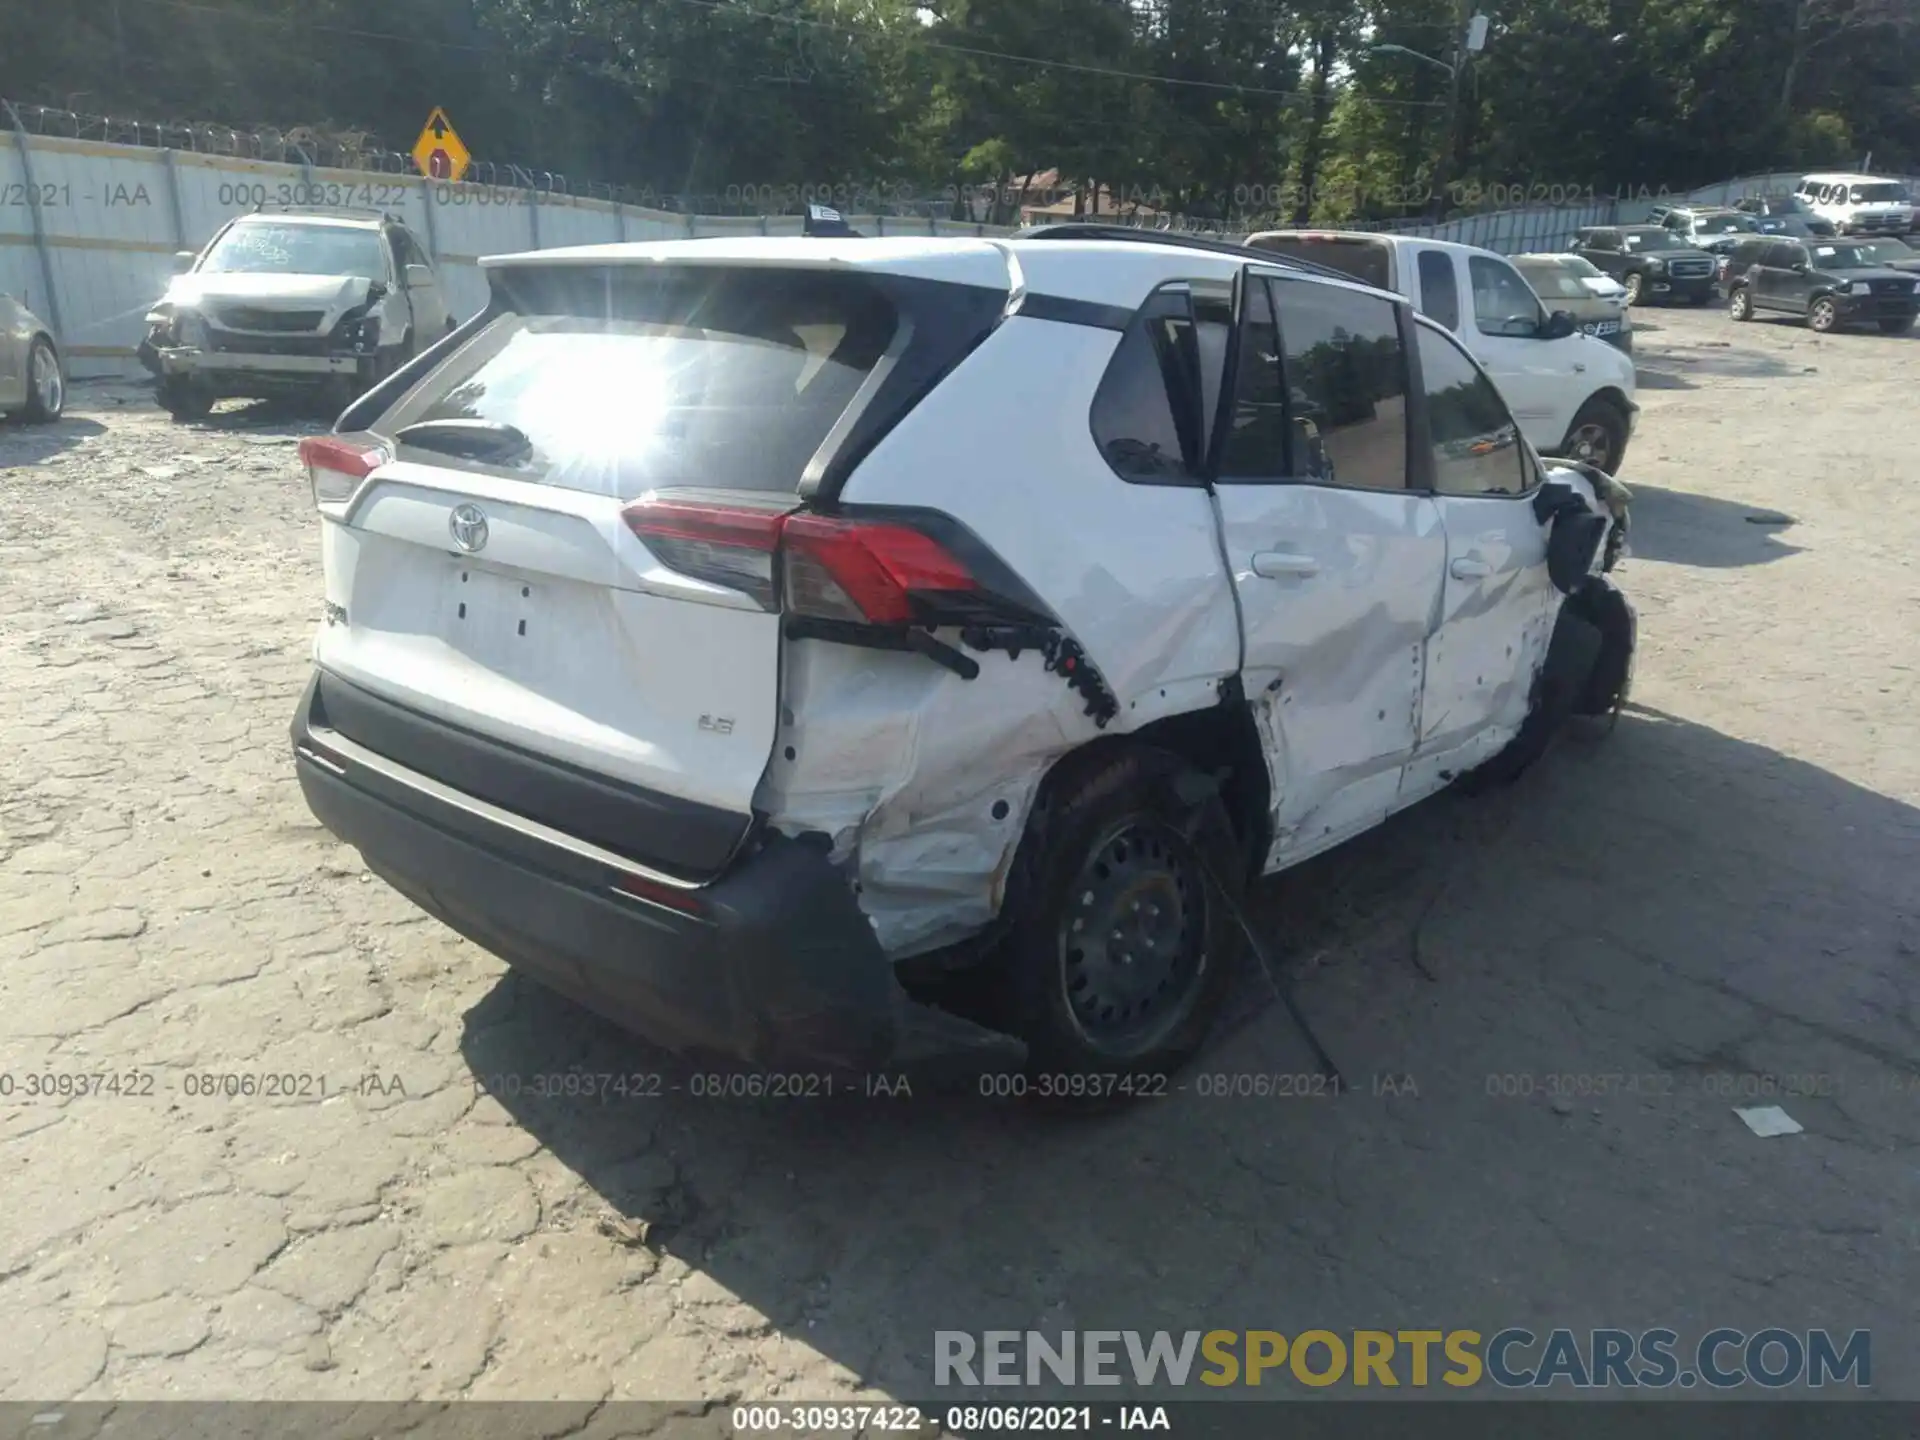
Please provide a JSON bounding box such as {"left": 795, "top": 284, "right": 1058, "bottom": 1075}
{"left": 1428, "top": 0, "right": 1472, "bottom": 220}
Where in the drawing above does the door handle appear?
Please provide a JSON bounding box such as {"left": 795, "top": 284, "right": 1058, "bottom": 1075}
{"left": 1252, "top": 550, "right": 1320, "bottom": 580}
{"left": 1450, "top": 556, "right": 1492, "bottom": 580}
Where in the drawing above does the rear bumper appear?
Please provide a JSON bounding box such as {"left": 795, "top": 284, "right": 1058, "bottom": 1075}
{"left": 289, "top": 671, "right": 1023, "bottom": 1075}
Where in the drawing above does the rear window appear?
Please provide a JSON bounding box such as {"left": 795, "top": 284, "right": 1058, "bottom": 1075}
{"left": 1245, "top": 234, "right": 1392, "bottom": 290}
{"left": 375, "top": 266, "right": 900, "bottom": 497}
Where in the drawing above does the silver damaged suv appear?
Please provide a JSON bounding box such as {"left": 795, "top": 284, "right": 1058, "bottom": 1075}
{"left": 140, "top": 208, "right": 454, "bottom": 420}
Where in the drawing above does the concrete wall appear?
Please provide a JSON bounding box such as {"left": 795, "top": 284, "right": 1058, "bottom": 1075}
{"left": 8, "top": 130, "right": 1916, "bottom": 379}
{"left": 0, "top": 133, "right": 1012, "bottom": 377}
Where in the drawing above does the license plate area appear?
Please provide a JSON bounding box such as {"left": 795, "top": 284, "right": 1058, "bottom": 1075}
{"left": 1582, "top": 319, "right": 1620, "bottom": 336}
{"left": 445, "top": 561, "right": 543, "bottom": 676}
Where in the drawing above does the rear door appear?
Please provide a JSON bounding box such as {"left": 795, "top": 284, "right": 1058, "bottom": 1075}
{"left": 1775, "top": 241, "right": 1815, "bottom": 310}
{"left": 1210, "top": 269, "right": 1446, "bottom": 866}
{"left": 313, "top": 262, "right": 923, "bottom": 878}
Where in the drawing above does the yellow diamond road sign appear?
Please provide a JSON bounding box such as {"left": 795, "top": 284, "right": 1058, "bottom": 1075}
{"left": 412, "top": 108, "right": 470, "bottom": 184}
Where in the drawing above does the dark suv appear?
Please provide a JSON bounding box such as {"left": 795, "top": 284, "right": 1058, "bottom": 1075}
{"left": 1730, "top": 194, "right": 1837, "bottom": 238}
{"left": 1573, "top": 226, "right": 1719, "bottom": 305}
{"left": 1725, "top": 238, "right": 1920, "bottom": 333}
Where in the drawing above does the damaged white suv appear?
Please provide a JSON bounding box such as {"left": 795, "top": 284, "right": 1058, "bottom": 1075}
{"left": 290, "top": 227, "right": 1635, "bottom": 1080}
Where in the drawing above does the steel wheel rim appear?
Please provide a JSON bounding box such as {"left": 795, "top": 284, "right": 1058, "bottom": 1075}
{"left": 1568, "top": 422, "right": 1614, "bottom": 470}
{"left": 1057, "top": 818, "right": 1209, "bottom": 1056}
{"left": 31, "top": 346, "right": 61, "bottom": 414}
{"left": 1810, "top": 300, "right": 1835, "bottom": 331}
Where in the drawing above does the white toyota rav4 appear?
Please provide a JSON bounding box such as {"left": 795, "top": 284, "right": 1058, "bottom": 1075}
{"left": 291, "top": 228, "right": 1635, "bottom": 1081}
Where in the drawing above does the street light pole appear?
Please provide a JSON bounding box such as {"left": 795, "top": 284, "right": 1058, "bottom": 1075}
{"left": 1429, "top": 0, "right": 1472, "bottom": 220}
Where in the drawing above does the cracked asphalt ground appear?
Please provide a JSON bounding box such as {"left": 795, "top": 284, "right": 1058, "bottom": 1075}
{"left": 1, "top": 304, "right": 1916, "bottom": 1407}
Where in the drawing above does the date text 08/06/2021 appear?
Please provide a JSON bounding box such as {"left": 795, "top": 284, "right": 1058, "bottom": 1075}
{"left": 726, "top": 1404, "right": 1170, "bottom": 1434}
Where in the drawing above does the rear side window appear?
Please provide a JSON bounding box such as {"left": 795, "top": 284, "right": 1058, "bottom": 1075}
{"left": 1417, "top": 250, "right": 1461, "bottom": 330}
{"left": 1269, "top": 278, "right": 1408, "bottom": 492}
{"left": 376, "top": 267, "right": 899, "bottom": 497}
{"left": 1091, "top": 284, "right": 1230, "bottom": 484}
{"left": 1415, "top": 325, "right": 1529, "bottom": 497}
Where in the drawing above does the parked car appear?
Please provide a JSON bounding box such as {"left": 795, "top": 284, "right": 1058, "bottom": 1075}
{"left": 1730, "top": 193, "right": 1836, "bottom": 238}
{"left": 1511, "top": 253, "right": 1633, "bottom": 354}
{"left": 1656, "top": 206, "right": 1763, "bottom": 249}
{"left": 140, "top": 207, "right": 455, "bottom": 421}
{"left": 1725, "top": 237, "right": 1920, "bottom": 333}
{"left": 1794, "top": 173, "right": 1915, "bottom": 237}
{"left": 1242, "top": 229, "right": 1640, "bottom": 472}
{"left": 289, "top": 229, "right": 1635, "bottom": 1081}
{"left": 0, "top": 292, "right": 65, "bottom": 423}
{"left": 1572, "top": 226, "right": 1720, "bottom": 306}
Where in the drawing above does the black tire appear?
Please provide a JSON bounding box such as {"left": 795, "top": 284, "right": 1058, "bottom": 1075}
{"left": 995, "top": 744, "right": 1240, "bottom": 1079}
{"left": 1558, "top": 397, "right": 1630, "bottom": 475}
{"left": 1729, "top": 286, "right": 1754, "bottom": 322}
{"left": 1622, "top": 272, "right": 1644, "bottom": 305}
{"left": 1878, "top": 316, "right": 1915, "bottom": 335}
{"left": 1807, "top": 296, "right": 1839, "bottom": 333}
{"left": 22, "top": 336, "right": 64, "bottom": 423}
{"left": 157, "top": 376, "right": 213, "bottom": 421}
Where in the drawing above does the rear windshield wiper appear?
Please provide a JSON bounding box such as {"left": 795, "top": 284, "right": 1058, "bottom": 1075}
{"left": 395, "top": 418, "right": 534, "bottom": 464}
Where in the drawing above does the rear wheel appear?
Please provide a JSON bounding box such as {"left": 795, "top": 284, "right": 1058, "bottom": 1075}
{"left": 997, "top": 745, "right": 1240, "bottom": 1080}
{"left": 1560, "top": 397, "right": 1630, "bottom": 475}
{"left": 1878, "top": 316, "right": 1915, "bottom": 335}
{"left": 1729, "top": 287, "right": 1754, "bottom": 322}
{"left": 157, "top": 376, "right": 213, "bottom": 421}
{"left": 22, "top": 337, "right": 63, "bottom": 422}
{"left": 1807, "top": 296, "right": 1839, "bottom": 332}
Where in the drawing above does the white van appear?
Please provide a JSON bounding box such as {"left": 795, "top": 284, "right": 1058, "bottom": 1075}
{"left": 1795, "top": 174, "right": 1915, "bottom": 237}
{"left": 1245, "top": 230, "right": 1640, "bottom": 474}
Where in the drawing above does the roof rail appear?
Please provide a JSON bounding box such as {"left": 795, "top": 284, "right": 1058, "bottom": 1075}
{"left": 1014, "top": 222, "right": 1355, "bottom": 282}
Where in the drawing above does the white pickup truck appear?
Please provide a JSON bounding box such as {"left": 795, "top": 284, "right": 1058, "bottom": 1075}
{"left": 1245, "top": 230, "right": 1640, "bottom": 475}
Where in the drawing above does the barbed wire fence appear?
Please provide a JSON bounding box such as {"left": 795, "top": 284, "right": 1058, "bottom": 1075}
{"left": 2, "top": 98, "right": 1479, "bottom": 233}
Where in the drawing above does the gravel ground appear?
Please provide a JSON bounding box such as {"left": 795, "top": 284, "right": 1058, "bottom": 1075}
{"left": 1, "top": 304, "right": 1916, "bottom": 1405}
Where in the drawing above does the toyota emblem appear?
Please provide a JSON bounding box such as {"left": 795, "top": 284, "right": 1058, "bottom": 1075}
{"left": 448, "top": 503, "right": 489, "bottom": 553}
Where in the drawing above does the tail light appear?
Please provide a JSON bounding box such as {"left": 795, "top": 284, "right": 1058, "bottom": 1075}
{"left": 300, "top": 435, "right": 389, "bottom": 507}
{"left": 781, "top": 515, "right": 976, "bottom": 624}
{"left": 620, "top": 496, "right": 785, "bottom": 610}
{"left": 621, "top": 495, "right": 1006, "bottom": 627}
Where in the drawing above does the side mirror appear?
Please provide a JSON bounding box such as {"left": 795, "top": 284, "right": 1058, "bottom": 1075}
{"left": 1542, "top": 309, "right": 1578, "bottom": 340}
{"left": 405, "top": 264, "right": 434, "bottom": 289}
{"left": 1791, "top": 259, "right": 1810, "bottom": 272}
{"left": 172, "top": 250, "right": 196, "bottom": 273}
